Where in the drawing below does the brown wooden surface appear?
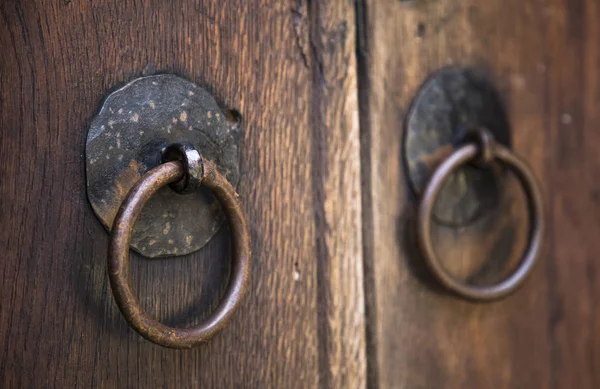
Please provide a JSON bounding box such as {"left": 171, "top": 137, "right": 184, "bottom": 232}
{"left": 359, "top": 0, "right": 600, "bottom": 388}
{"left": 0, "top": 1, "right": 365, "bottom": 388}
{"left": 2, "top": 0, "right": 600, "bottom": 388}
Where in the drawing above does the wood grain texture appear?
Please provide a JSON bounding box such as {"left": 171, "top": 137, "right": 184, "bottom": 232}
{"left": 359, "top": 0, "right": 599, "bottom": 388}
{"left": 4, "top": 0, "right": 599, "bottom": 387}
{"left": 0, "top": 0, "right": 365, "bottom": 387}
{"left": 307, "top": 1, "right": 366, "bottom": 387}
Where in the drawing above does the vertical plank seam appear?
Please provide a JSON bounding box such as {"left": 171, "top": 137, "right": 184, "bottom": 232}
{"left": 354, "top": 1, "right": 380, "bottom": 389}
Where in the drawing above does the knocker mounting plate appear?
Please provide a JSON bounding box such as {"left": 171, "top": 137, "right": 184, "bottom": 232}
{"left": 404, "top": 67, "right": 511, "bottom": 226}
{"left": 86, "top": 74, "right": 241, "bottom": 258}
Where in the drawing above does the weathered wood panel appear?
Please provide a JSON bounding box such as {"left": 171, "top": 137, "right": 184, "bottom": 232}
{"left": 359, "top": 0, "right": 599, "bottom": 388}
{"left": 0, "top": 1, "right": 365, "bottom": 387}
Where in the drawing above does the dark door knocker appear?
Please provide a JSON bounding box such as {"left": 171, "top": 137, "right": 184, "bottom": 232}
{"left": 86, "top": 75, "right": 250, "bottom": 348}
{"left": 416, "top": 128, "right": 543, "bottom": 301}
{"left": 405, "top": 67, "right": 544, "bottom": 301}
{"left": 109, "top": 144, "right": 250, "bottom": 348}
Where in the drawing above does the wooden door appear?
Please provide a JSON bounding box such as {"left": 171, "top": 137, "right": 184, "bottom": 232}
{"left": 0, "top": 1, "right": 365, "bottom": 387}
{"left": 359, "top": 1, "right": 600, "bottom": 388}
{"left": 1, "top": 1, "right": 598, "bottom": 388}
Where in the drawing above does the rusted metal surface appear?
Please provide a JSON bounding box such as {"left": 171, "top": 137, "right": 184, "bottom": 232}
{"left": 108, "top": 157, "right": 251, "bottom": 348}
{"left": 404, "top": 67, "right": 511, "bottom": 226}
{"left": 417, "top": 129, "right": 543, "bottom": 301}
{"left": 86, "top": 74, "right": 241, "bottom": 257}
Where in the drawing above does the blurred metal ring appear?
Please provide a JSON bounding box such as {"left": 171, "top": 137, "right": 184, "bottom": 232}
{"left": 417, "top": 138, "right": 543, "bottom": 301}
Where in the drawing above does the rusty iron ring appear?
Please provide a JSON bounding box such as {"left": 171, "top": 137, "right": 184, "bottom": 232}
{"left": 417, "top": 134, "right": 543, "bottom": 301}
{"left": 108, "top": 158, "right": 251, "bottom": 348}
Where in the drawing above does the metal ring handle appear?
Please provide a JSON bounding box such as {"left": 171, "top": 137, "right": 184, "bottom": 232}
{"left": 108, "top": 158, "right": 251, "bottom": 348}
{"left": 417, "top": 137, "right": 544, "bottom": 301}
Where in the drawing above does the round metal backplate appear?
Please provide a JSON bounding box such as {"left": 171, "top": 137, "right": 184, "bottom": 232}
{"left": 404, "top": 67, "right": 511, "bottom": 226}
{"left": 86, "top": 74, "right": 241, "bottom": 258}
